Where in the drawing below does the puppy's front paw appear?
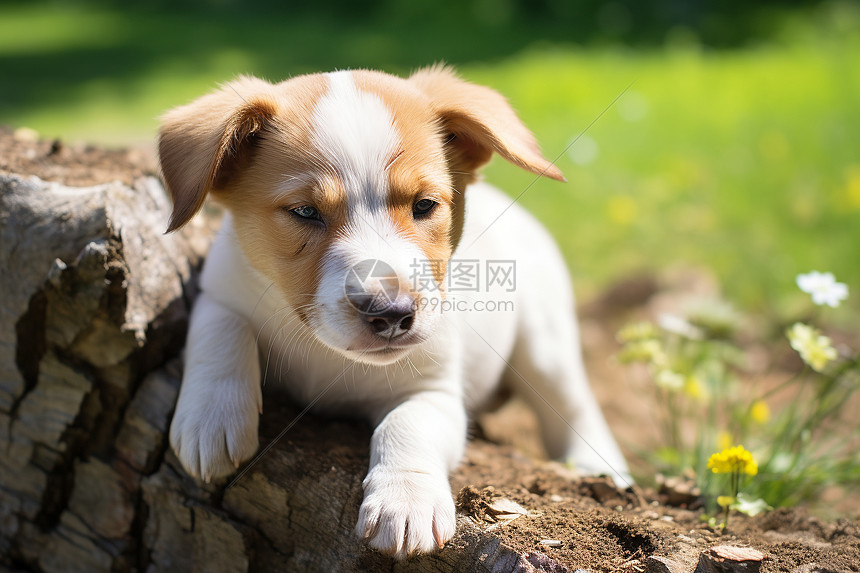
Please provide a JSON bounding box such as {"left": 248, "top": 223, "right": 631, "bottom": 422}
{"left": 169, "top": 379, "right": 261, "bottom": 482}
{"left": 356, "top": 467, "right": 456, "bottom": 559}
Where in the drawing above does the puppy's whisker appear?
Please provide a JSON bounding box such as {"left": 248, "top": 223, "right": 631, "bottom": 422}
{"left": 418, "top": 348, "right": 441, "bottom": 369}
{"left": 286, "top": 323, "right": 311, "bottom": 371}
{"left": 275, "top": 323, "right": 295, "bottom": 378}
{"left": 283, "top": 318, "right": 314, "bottom": 373}
{"left": 250, "top": 281, "right": 276, "bottom": 325}
{"left": 283, "top": 324, "right": 305, "bottom": 368}
{"left": 262, "top": 311, "right": 295, "bottom": 385}
{"left": 255, "top": 306, "right": 292, "bottom": 346}
{"left": 385, "top": 367, "right": 393, "bottom": 392}
{"left": 302, "top": 334, "right": 315, "bottom": 369}
{"left": 265, "top": 310, "right": 309, "bottom": 374}
{"left": 411, "top": 357, "right": 422, "bottom": 377}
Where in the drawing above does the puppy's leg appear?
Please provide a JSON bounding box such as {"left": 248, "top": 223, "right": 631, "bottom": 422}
{"left": 356, "top": 391, "right": 466, "bottom": 559}
{"left": 507, "top": 312, "right": 632, "bottom": 487}
{"left": 169, "top": 293, "right": 262, "bottom": 482}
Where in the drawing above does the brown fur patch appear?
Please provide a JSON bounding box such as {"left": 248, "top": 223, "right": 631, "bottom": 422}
{"left": 159, "top": 76, "right": 281, "bottom": 232}
{"left": 409, "top": 65, "right": 565, "bottom": 184}
{"left": 210, "top": 74, "right": 338, "bottom": 324}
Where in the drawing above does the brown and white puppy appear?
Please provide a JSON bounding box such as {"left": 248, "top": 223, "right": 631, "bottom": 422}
{"left": 160, "top": 67, "right": 630, "bottom": 559}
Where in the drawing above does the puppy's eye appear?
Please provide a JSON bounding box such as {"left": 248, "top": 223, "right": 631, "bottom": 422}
{"left": 289, "top": 205, "right": 322, "bottom": 222}
{"left": 413, "top": 198, "right": 437, "bottom": 218}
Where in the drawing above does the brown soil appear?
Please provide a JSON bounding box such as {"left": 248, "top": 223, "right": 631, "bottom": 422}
{"left": 7, "top": 128, "right": 859, "bottom": 572}
{"left": 451, "top": 439, "right": 859, "bottom": 572}
{"left": 0, "top": 126, "right": 157, "bottom": 186}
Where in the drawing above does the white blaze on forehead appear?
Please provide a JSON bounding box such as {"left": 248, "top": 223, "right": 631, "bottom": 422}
{"left": 307, "top": 73, "right": 445, "bottom": 356}
{"left": 311, "top": 71, "right": 400, "bottom": 210}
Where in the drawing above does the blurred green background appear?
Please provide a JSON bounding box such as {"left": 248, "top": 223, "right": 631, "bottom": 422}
{"left": 2, "top": 0, "right": 859, "bottom": 320}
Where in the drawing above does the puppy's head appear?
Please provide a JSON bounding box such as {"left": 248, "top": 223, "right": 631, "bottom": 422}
{"left": 159, "top": 67, "right": 562, "bottom": 365}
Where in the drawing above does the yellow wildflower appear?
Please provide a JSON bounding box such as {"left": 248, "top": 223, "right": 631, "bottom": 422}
{"left": 717, "top": 495, "right": 737, "bottom": 508}
{"left": 617, "top": 321, "right": 658, "bottom": 343}
{"left": 750, "top": 400, "right": 770, "bottom": 424}
{"left": 683, "top": 376, "right": 706, "bottom": 400}
{"left": 607, "top": 196, "right": 637, "bottom": 226}
{"left": 618, "top": 339, "right": 666, "bottom": 366}
{"left": 841, "top": 165, "right": 860, "bottom": 210}
{"left": 787, "top": 323, "right": 837, "bottom": 372}
{"left": 707, "top": 445, "right": 758, "bottom": 476}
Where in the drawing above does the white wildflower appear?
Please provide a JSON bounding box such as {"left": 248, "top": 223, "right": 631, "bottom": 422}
{"left": 796, "top": 271, "right": 848, "bottom": 308}
{"left": 655, "top": 369, "right": 685, "bottom": 391}
{"left": 658, "top": 313, "right": 704, "bottom": 340}
{"left": 787, "top": 322, "right": 837, "bottom": 372}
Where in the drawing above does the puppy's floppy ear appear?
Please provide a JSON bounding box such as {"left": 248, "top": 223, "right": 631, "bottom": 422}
{"left": 159, "top": 76, "right": 278, "bottom": 232}
{"left": 409, "top": 65, "right": 565, "bottom": 183}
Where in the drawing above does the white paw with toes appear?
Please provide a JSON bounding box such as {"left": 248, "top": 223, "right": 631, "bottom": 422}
{"left": 356, "top": 467, "right": 456, "bottom": 559}
{"left": 169, "top": 380, "right": 261, "bottom": 482}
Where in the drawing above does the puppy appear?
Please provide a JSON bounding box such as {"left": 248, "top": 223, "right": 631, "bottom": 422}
{"left": 160, "top": 67, "right": 630, "bottom": 559}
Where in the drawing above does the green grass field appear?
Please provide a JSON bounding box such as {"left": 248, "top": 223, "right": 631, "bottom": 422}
{"left": 2, "top": 1, "right": 858, "bottom": 320}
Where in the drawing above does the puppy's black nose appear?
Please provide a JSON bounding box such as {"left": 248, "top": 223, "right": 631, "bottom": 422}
{"left": 362, "top": 297, "right": 414, "bottom": 338}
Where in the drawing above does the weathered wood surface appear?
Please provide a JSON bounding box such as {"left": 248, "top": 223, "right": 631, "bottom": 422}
{"left": 0, "top": 172, "right": 202, "bottom": 571}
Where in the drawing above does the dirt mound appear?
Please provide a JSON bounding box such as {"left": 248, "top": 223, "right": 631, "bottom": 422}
{"left": 0, "top": 126, "right": 156, "bottom": 186}
{"left": 452, "top": 439, "right": 859, "bottom": 572}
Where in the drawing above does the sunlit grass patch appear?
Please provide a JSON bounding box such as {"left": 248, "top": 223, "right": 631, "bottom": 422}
{"left": 471, "top": 23, "right": 860, "bottom": 315}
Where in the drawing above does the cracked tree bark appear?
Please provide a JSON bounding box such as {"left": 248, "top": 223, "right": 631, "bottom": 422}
{"left": 0, "top": 171, "right": 559, "bottom": 573}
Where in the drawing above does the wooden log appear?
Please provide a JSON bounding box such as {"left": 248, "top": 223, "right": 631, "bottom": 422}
{"left": 0, "top": 169, "right": 206, "bottom": 571}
